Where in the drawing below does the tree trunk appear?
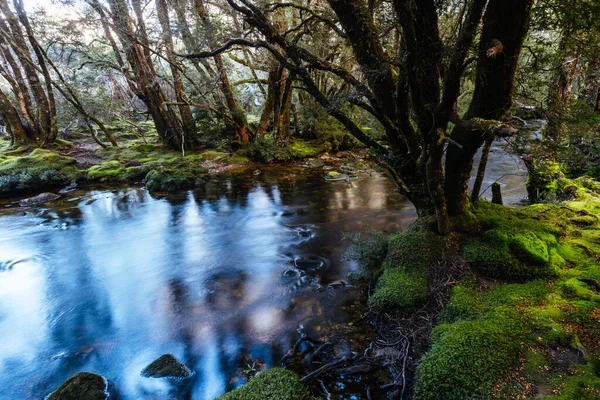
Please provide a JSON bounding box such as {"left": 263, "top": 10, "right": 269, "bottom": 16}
{"left": 156, "top": 0, "right": 194, "bottom": 131}
{"left": 105, "top": 0, "right": 189, "bottom": 151}
{"left": 444, "top": 0, "right": 534, "bottom": 216}
{"left": 193, "top": 0, "right": 250, "bottom": 144}
{"left": 258, "top": 65, "right": 279, "bottom": 137}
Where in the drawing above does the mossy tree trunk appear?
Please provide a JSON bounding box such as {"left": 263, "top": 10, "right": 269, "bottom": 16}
{"left": 104, "top": 0, "right": 194, "bottom": 151}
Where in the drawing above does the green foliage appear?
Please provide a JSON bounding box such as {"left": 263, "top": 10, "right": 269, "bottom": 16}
{"left": 526, "top": 160, "right": 568, "bottom": 203}
{"left": 0, "top": 149, "right": 82, "bottom": 195}
{"left": 215, "top": 368, "right": 315, "bottom": 400}
{"left": 242, "top": 137, "right": 295, "bottom": 163}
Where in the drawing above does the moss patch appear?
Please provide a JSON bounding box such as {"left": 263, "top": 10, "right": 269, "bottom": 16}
{"left": 369, "top": 228, "right": 451, "bottom": 311}
{"left": 215, "top": 368, "right": 315, "bottom": 400}
{"left": 87, "top": 161, "right": 126, "bottom": 182}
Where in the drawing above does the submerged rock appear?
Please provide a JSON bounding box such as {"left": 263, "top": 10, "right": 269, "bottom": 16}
{"left": 141, "top": 354, "right": 193, "bottom": 379}
{"left": 45, "top": 372, "right": 108, "bottom": 400}
{"left": 294, "top": 256, "right": 325, "bottom": 271}
{"left": 19, "top": 192, "right": 60, "bottom": 207}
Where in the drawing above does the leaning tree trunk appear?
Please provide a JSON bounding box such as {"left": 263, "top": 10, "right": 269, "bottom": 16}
{"left": 444, "top": 0, "right": 534, "bottom": 216}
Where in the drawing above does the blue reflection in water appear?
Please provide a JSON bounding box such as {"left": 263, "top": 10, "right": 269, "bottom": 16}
{"left": 0, "top": 168, "right": 415, "bottom": 399}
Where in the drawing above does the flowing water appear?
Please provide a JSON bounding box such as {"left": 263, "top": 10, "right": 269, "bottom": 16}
{"left": 0, "top": 164, "right": 416, "bottom": 399}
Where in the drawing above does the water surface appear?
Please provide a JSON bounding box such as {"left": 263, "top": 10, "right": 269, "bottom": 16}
{"left": 0, "top": 165, "right": 415, "bottom": 399}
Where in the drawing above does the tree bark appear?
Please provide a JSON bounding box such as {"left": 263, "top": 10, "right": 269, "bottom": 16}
{"left": 444, "top": 0, "right": 534, "bottom": 216}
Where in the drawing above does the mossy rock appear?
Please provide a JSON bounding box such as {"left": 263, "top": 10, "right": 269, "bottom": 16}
{"left": 145, "top": 168, "right": 195, "bottom": 192}
{"left": 46, "top": 372, "right": 108, "bottom": 400}
{"left": 369, "top": 268, "right": 428, "bottom": 310}
{"left": 462, "top": 228, "right": 559, "bottom": 281}
{"left": 141, "top": 354, "right": 193, "bottom": 379}
{"left": 413, "top": 319, "right": 523, "bottom": 400}
{"left": 0, "top": 149, "right": 82, "bottom": 195}
{"left": 368, "top": 228, "right": 447, "bottom": 311}
{"left": 216, "top": 368, "right": 315, "bottom": 400}
{"left": 87, "top": 161, "right": 126, "bottom": 182}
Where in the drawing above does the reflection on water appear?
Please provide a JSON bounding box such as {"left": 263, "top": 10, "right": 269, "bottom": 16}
{"left": 0, "top": 166, "right": 414, "bottom": 399}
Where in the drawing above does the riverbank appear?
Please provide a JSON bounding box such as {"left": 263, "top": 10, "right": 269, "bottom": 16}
{"left": 0, "top": 133, "right": 348, "bottom": 201}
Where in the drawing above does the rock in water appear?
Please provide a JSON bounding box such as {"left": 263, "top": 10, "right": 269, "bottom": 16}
{"left": 141, "top": 354, "right": 193, "bottom": 379}
{"left": 19, "top": 192, "right": 60, "bottom": 207}
{"left": 45, "top": 372, "right": 108, "bottom": 400}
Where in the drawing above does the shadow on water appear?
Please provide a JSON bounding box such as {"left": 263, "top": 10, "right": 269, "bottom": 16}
{"left": 0, "top": 165, "right": 416, "bottom": 399}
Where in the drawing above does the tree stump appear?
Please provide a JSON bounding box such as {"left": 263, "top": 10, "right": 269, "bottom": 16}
{"left": 492, "top": 182, "right": 503, "bottom": 205}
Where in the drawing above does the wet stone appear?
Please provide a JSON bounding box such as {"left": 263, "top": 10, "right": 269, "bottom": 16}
{"left": 297, "top": 229, "right": 311, "bottom": 238}
{"left": 294, "top": 257, "right": 325, "bottom": 271}
{"left": 282, "top": 269, "right": 301, "bottom": 277}
{"left": 19, "top": 192, "right": 60, "bottom": 207}
{"left": 141, "top": 354, "right": 193, "bottom": 379}
{"left": 59, "top": 182, "right": 77, "bottom": 194}
{"left": 45, "top": 372, "right": 108, "bottom": 400}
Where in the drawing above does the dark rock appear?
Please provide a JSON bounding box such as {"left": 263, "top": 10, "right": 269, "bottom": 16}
{"left": 297, "top": 229, "right": 311, "bottom": 238}
{"left": 141, "top": 354, "right": 193, "bottom": 379}
{"left": 124, "top": 160, "right": 142, "bottom": 167}
{"left": 59, "top": 182, "right": 77, "bottom": 194}
{"left": 294, "top": 256, "right": 325, "bottom": 271}
{"left": 19, "top": 192, "right": 60, "bottom": 207}
{"left": 281, "top": 209, "right": 295, "bottom": 217}
{"left": 45, "top": 372, "right": 108, "bottom": 400}
{"left": 282, "top": 269, "right": 301, "bottom": 277}
{"left": 296, "top": 207, "right": 309, "bottom": 215}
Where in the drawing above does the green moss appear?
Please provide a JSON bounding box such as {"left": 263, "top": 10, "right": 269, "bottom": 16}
{"left": 368, "top": 268, "right": 428, "bottom": 310}
{"left": 0, "top": 149, "right": 82, "bottom": 195}
{"left": 215, "top": 368, "right": 315, "bottom": 400}
{"left": 368, "top": 229, "right": 449, "bottom": 311}
{"left": 289, "top": 140, "right": 330, "bottom": 158}
{"left": 526, "top": 160, "right": 567, "bottom": 203}
{"left": 87, "top": 161, "right": 126, "bottom": 182}
{"left": 560, "top": 278, "right": 600, "bottom": 302}
{"left": 570, "top": 215, "right": 598, "bottom": 226}
{"left": 463, "top": 221, "right": 560, "bottom": 281}
{"left": 413, "top": 319, "right": 524, "bottom": 400}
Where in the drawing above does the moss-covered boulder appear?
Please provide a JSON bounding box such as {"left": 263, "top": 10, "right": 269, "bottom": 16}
{"left": 46, "top": 372, "right": 108, "bottom": 400}
{"left": 0, "top": 149, "right": 82, "bottom": 195}
{"left": 413, "top": 319, "right": 523, "bottom": 400}
{"left": 216, "top": 368, "right": 315, "bottom": 400}
{"left": 463, "top": 224, "right": 561, "bottom": 282}
{"left": 144, "top": 156, "right": 207, "bottom": 192}
{"left": 141, "top": 354, "right": 193, "bottom": 379}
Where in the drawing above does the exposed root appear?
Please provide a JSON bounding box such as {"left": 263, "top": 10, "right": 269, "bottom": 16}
{"left": 366, "top": 256, "right": 469, "bottom": 398}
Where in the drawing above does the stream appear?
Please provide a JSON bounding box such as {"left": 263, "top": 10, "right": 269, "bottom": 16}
{"left": 0, "top": 164, "right": 415, "bottom": 399}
